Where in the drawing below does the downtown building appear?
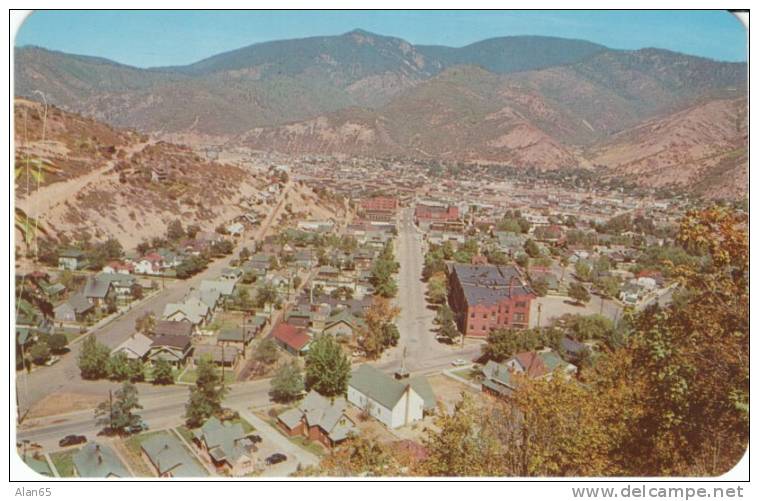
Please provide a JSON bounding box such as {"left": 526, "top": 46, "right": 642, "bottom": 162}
{"left": 448, "top": 263, "right": 535, "bottom": 337}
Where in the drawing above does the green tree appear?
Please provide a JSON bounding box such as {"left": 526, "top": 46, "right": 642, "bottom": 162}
{"left": 568, "top": 282, "right": 591, "bottom": 305}
{"left": 305, "top": 335, "right": 350, "bottom": 397}
{"left": 29, "top": 341, "right": 51, "bottom": 365}
{"left": 269, "top": 361, "right": 305, "bottom": 403}
{"left": 427, "top": 273, "right": 448, "bottom": 304}
{"left": 575, "top": 261, "right": 593, "bottom": 282}
{"left": 435, "top": 304, "right": 459, "bottom": 343}
{"left": 47, "top": 333, "right": 68, "bottom": 354}
{"left": 255, "top": 283, "right": 279, "bottom": 311}
{"left": 107, "top": 352, "right": 132, "bottom": 381}
{"left": 135, "top": 312, "right": 156, "bottom": 334}
{"left": 152, "top": 359, "right": 174, "bottom": 385}
{"left": 185, "top": 356, "right": 228, "bottom": 427}
{"left": 95, "top": 382, "right": 143, "bottom": 434}
{"left": 524, "top": 239, "right": 540, "bottom": 258}
{"left": 166, "top": 219, "right": 185, "bottom": 241}
{"left": 78, "top": 335, "right": 111, "bottom": 379}
{"left": 531, "top": 276, "right": 549, "bottom": 297}
{"left": 253, "top": 338, "right": 280, "bottom": 366}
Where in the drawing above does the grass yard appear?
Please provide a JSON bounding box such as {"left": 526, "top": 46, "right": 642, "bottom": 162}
{"left": 178, "top": 366, "right": 236, "bottom": 385}
{"left": 49, "top": 449, "right": 78, "bottom": 477}
{"left": 451, "top": 368, "right": 480, "bottom": 382}
{"left": 121, "top": 430, "right": 165, "bottom": 477}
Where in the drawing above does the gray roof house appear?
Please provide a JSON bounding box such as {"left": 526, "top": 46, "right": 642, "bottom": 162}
{"left": 277, "top": 390, "right": 357, "bottom": 448}
{"left": 193, "top": 417, "right": 257, "bottom": 475}
{"left": 112, "top": 333, "right": 153, "bottom": 360}
{"left": 141, "top": 433, "right": 208, "bottom": 477}
{"left": 73, "top": 442, "right": 130, "bottom": 478}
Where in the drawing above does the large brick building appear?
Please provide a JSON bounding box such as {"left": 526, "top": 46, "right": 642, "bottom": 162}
{"left": 360, "top": 196, "right": 398, "bottom": 222}
{"left": 448, "top": 263, "right": 535, "bottom": 337}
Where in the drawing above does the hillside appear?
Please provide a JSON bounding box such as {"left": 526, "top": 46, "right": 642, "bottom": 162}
{"left": 587, "top": 97, "right": 748, "bottom": 196}
{"left": 14, "top": 99, "right": 266, "bottom": 251}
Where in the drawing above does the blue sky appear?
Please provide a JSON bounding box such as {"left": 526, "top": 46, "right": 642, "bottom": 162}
{"left": 15, "top": 10, "right": 747, "bottom": 68}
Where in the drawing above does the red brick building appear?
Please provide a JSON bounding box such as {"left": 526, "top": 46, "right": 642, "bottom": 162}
{"left": 276, "top": 391, "right": 356, "bottom": 448}
{"left": 448, "top": 263, "right": 535, "bottom": 337}
{"left": 414, "top": 203, "right": 459, "bottom": 222}
{"left": 360, "top": 196, "right": 399, "bottom": 222}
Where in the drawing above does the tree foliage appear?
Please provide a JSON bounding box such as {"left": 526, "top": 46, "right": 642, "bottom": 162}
{"left": 78, "top": 335, "right": 111, "bottom": 379}
{"left": 305, "top": 335, "right": 350, "bottom": 397}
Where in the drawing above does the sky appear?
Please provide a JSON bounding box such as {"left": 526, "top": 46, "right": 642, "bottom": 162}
{"left": 14, "top": 10, "right": 747, "bottom": 68}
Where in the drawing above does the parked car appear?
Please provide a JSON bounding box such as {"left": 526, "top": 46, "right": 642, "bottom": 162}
{"left": 265, "top": 453, "right": 287, "bottom": 465}
{"left": 247, "top": 434, "right": 263, "bottom": 444}
{"left": 127, "top": 420, "right": 149, "bottom": 434}
{"left": 58, "top": 435, "right": 87, "bottom": 447}
{"left": 451, "top": 359, "right": 468, "bottom": 367}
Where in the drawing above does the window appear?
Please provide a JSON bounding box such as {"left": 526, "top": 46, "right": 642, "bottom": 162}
{"left": 513, "top": 313, "right": 525, "bottom": 323}
{"left": 515, "top": 301, "right": 527, "bottom": 308}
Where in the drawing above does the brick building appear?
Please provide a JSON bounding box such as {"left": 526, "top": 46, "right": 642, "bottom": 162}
{"left": 360, "top": 196, "right": 399, "bottom": 222}
{"left": 448, "top": 263, "right": 534, "bottom": 337}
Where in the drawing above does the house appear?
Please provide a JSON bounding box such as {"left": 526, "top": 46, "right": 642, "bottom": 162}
{"left": 154, "top": 320, "right": 194, "bottom": 338}
{"left": 294, "top": 250, "right": 317, "bottom": 269}
{"left": 163, "top": 297, "right": 211, "bottom": 327}
{"left": 53, "top": 293, "right": 94, "bottom": 323}
{"left": 226, "top": 222, "right": 244, "bottom": 237}
{"left": 189, "top": 288, "right": 221, "bottom": 312}
{"left": 220, "top": 267, "right": 243, "bottom": 282}
{"left": 72, "top": 443, "right": 130, "bottom": 478}
{"left": 135, "top": 253, "right": 164, "bottom": 275}
{"left": 193, "top": 417, "right": 257, "bottom": 476}
{"left": 97, "top": 273, "right": 137, "bottom": 303}
{"left": 199, "top": 279, "right": 236, "bottom": 298}
{"left": 271, "top": 322, "right": 311, "bottom": 355}
{"left": 277, "top": 390, "right": 357, "bottom": 448}
{"left": 141, "top": 433, "right": 208, "bottom": 477}
{"left": 147, "top": 335, "right": 193, "bottom": 366}
{"left": 505, "top": 349, "right": 577, "bottom": 379}
{"left": 193, "top": 344, "right": 241, "bottom": 368}
{"left": 112, "top": 333, "right": 153, "bottom": 361}
{"left": 102, "top": 261, "right": 134, "bottom": 275}
{"left": 347, "top": 364, "right": 435, "bottom": 429}
{"left": 322, "top": 309, "right": 364, "bottom": 339}
{"left": 82, "top": 276, "right": 116, "bottom": 309}
{"left": 481, "top": 360, "right": 516, "bottom": 398}
{"left": 58, "top": 248, "right": 86, "bottom": 271}
{"left": 217, "top": 325, "right": 256, "bottom": 354}
{"left": 448, "top": 263, "right": 535, "bottom": 337}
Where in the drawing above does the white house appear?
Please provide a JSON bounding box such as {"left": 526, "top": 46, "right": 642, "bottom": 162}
{"left": 347, "top": 365, "right": 434, "bottom": 429}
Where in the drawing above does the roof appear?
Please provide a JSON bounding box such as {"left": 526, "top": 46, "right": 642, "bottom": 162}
{"left": 349, "top": 364, "right": 418, "bottom": 411}
{"left": 154, "top": 320, "right": 193, "bottom": 337}
{"left": 200, "top": 279, "right": 235, "bottom": 296}
{"left": 279, "top": 391, "right": 356, "bottom": 442}
{"left": 195, "top": 417, "right": 253, "bottom": 464}
{"left": 482, "top": 360, "right": 514, "bottom": 388}
{"left": 59, "top": 248, "right": 84, "bottom": 258}
{"left": 83, "top": 276, "right": 113, "bottom": 299}
{"left": 408, "top": 376, "right": 437, "bottom": 411}
{"left": 73, "top": 442, "right": 130, "bottom": 478}
{"left": 218, "top": 326, "right": 249, "bottom": 343}
{"left": 151, "top": 334, "right": 192, "bottom": 351}
{"left": 162, "top": 297, "right": 209, "bottom": 324}
{"left": 63, "top": 293, "right": 94, "bottom": 314}
{"left": 113, "top": 333, "right": 153, "bottom": 359}
{"left": 272, "top": 322, "right": 311, "bottom": 351}
{"left": 512, "top": 352, "right": 549, "bottom": 378}
{"left": 141, "top": 433, "right": 207, "bottom": 477}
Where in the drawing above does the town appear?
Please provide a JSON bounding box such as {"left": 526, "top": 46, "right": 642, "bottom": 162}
{"left": 15, "top": 144, "right": 742, "bottom": 478}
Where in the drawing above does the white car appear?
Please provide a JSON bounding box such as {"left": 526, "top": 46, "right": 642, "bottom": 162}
{"left": 451, "top": 359, "right": 468, "bottom": 367}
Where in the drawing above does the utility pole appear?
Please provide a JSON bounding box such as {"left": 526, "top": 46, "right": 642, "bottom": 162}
{"left": 537, "top": 303, "right": 543, "bottom": 329}
{"left": 108, "top": 389, "right": 114, "bottom": 432}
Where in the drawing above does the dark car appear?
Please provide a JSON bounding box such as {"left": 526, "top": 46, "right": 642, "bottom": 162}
{"left": 126, "top": 420, "right": 149, "bottom": 435}
{"left": 265, "top": 453, "right": 287, "bottom": 465}
{"left": 247, "top": 434, "right": 263, "bottom": 444}
{"left": 58, "top": 435, "right": 87, "bottom": 447}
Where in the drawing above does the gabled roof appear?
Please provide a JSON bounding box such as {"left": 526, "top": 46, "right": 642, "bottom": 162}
{"left": 83, "top": 276, "right": 113, "bottom": 299}
{"left": 63, "top": 292, "right": 94, "bottom": 314}
{"left": 272, "top": 322, "right": 310, "bottom": 351}
{"left": 154, "top": 320, "right": 193, "bottom": 337}
{"left": 162, "top": 297, "right": 209, "bottom": 324}
{"left": 113, "top": 333, "right": 153, "bottom": 359}
{"left": 141, "top": 433, "right": 207, "bottom": 477}
{"left": 195, "top": 417, "right": 253, "bottom": 464}
{"left": 200, "top": 279, "right": 235, "bottom": 296}
{"left": 349, "top": 364, "right": 417, "bottom": 411}
{"left": 408, "top": 376, "right": 437, "bottom": 411}
{"left": 73, "top": 442, "right": 130, "bottom": 478}
{"left": 151, "top": 334, "right": 192, "bottom": 351}
{"left": 279, "top": 391, "right": 357, "bottom": 442}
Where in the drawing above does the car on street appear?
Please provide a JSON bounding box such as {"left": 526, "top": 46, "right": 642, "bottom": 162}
{"left": 247, "top": 434, "right": 263, "bottom": 444}
{"left": 126, "top": 420, "right": 149, "bottom": 434}
{"left": 451, "top": 358, "right": 468, "bottom": 367}
{"left": 58, "top": 435, "right": 87, "bottom": 447}
{"left": 266, "top": 453, "right": 287, "bottom": 465}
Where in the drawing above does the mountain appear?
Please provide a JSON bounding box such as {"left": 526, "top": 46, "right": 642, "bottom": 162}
{"left": 14, "top": 30, "right": 747, "bottom": 197}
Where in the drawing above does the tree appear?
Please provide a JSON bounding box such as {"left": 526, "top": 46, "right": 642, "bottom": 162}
{"left": 515, "top": 253, "right": 529, "bottom": 268}
{"left": 568, "top": 282, "right": 590, "bottom": 305}
{"left": 127, "top": 358, "right": 145, "bottom": 382}
{"left": 166, "top": 219, "right": 185, "bottom": 241}
{"left": 524, "top": 239, "right": 540, "bottom": 258}
{"left": 359, "top": 296, "right": 401, "bottom": 359}
{"left": 330, "top": 286, "right": 354, "bottom": 300}
{"left": 152, "top": 359, "right": 174, "bottom": 385}
{"left": 482, "top": 328, "right": 542, "bottom": 362}
{"left": 29, "top": 341, "right": 51, "bottom": 365}
{"left": 186, "top": 224, "right": 201, "bottom": 239}
{"left": 292, "top": 276, "right": 302, "bottom": 290}
{"left": 427, "top": 273, "right": 448, "bottom": 304}
{"left": 435, "top": 304, "right": 459, "bottom": 343}
{"left": 95, "top": 382, "right": 143, "bottom": 434}
{"left": 107, "top": 352, "right": 132, "bottom": 381}
{"left": 78, "top": 335, "right": 111, "bottom": 379}
{"left": 305, "top": 335, "right": 350, "bottom": 397}
{"left": 531, "top": 276, "right": 549, "bottom": 297}
{"left": 255, "top": 283, "right": 279, "bottom": 311}
{"left": 300, "top": 437, "right": 403, "bottom": 477}
{"left": 253, "top": 338, "right": 279, "bottom": 366}
{"left": 185, "top": 356, "right": 227, "bottom": 427}
{"left": 559, "top": 314, "right": 616, "bottom": 344}
{"left": 135, "top": 312, "right": 156, "bottom": 334}
{"left": 47, "top": 333, "right": 68, "bottom": 354}
{"left": 575, "top": 260, "right": 593, "bottom": 282}
{"left": 269, "top": 361, "right": 305, "bottom": 403}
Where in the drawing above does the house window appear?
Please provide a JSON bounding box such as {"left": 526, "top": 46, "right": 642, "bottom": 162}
{"left": 515, "top": 301, "right": 527, "bottom": 308}
{"left": 513, "top": 313, "right": 525, "bottom": 323}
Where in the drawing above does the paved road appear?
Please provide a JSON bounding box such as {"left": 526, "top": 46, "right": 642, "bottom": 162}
{"left": 17, "top": 183, "right": 293, "bottom": 415}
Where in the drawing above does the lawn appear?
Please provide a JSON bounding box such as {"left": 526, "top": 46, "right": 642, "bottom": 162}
{"left": 177, "top": 366, "right": 236, "bottom": 385}
{"left": 451, "top": 368, "right": 480, "bottom": 382}
{"left": 49, "top": 449, "right": 78, "bottom": 477}
{"left": 122, "top": 430, "right": 165, "bottom": 477}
